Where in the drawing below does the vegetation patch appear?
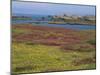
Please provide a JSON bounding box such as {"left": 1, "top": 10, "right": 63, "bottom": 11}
{"left": 61, "top": 43, "right": 95, "bottom": 52}
{"left": 87, "top": 39, "right": 96, "bottom": 45}
{"left": 12, "top": 25, "right": 96, "bottom": 74}
{"left": 72, "top": 57, "right": 96, "bottom": 66}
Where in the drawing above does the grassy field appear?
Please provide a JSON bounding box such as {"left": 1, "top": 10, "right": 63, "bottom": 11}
{"left": 12, "top": 24, "right": 96, "bottom": 74}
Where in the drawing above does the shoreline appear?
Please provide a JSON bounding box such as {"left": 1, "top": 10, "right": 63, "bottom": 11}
{"left": 48, "top": 21, "right": 95, "bottom": 26}
{"left": 48, "top": 22, "right": 95, "bottom": 26}
{"left": 12, "top": 23, "right": 96, "bottom": 31}
{"left": 12, "top": 24, "right": 77, "bottom": 31}
{"left": 12, "top": 21, "right": 96, "bottom": 26}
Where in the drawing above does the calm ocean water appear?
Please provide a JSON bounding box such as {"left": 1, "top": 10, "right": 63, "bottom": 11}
{"left": 12, "top": 15, "right": 96, "bottom": 30}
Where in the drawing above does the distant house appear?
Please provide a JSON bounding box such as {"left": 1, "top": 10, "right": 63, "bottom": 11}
{"left": 63, "top": 16, "right": 73, "bottom": 20}
{"left": 83, "top": 16, "right": 96, "bottom": 21}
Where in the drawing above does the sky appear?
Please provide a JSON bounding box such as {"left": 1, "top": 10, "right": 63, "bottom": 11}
{"left": 12, "top": 1, "right": 96, "bottom": 16}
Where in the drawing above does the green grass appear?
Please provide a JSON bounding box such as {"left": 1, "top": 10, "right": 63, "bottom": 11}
{"left": 12, "top": 28, "right": 31, "bottom": 34}
{"left": 12, "top": 42, "right": 96, "bottom": 74}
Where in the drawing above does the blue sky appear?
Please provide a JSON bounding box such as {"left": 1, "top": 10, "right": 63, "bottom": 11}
{"left": 12, "top": 1, "right": 96, "bottom": 16}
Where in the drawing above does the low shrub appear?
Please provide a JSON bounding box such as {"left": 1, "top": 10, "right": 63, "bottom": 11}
{"left": 87, "top": 39, "right": 96, "bottom": 45}
{"left": 14, "top": 65, "right": 33, "bottom": 72}
{"left": 61, "top": 44, "right": 80, "bottom": 51}
{"left": 73, "top": 57, "right": 96, "bottom": 66}
{"left": 61, "top": 43, "right": 95, "bottom": 52}
{"left": 77, "top": 44, "right": 95, "bottom": 52}
{"left": 26, "top": 41, "right": 35, "bottom": 45}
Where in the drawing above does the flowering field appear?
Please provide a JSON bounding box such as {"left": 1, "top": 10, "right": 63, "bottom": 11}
{"left": 12, "top": 24, "right": 96, "bottom": 74}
